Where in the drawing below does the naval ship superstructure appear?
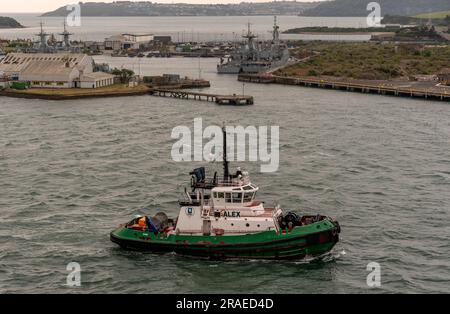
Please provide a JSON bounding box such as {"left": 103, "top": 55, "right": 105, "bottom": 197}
{"left": 217, "top": 17, "right": 290, "bottom": 74}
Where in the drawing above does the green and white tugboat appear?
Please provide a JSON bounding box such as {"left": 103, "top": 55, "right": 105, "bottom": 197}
{"left": 111, "top": 128, "right": 341, "bottom": 260}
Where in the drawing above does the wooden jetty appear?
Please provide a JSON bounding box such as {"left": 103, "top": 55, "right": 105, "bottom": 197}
{"left": 239, "top": 74, "right": 450, "bottom": 102}
{"left": 148, "top": 89, "right": 254, "bottom": 105}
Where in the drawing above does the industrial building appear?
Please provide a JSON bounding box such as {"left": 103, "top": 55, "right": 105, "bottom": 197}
{"left": 105, "top": 33, "right": 154, "bottom": 51}
{"left": 78, "top": 72, "right": 115, "bottom": 89}
{"left": 0, "top": 53, "right": 115, "bottom": 89}
{"left": 105, "top": 35, "right": 133, "bottom": 51}
{"left": 122, "top": 33, "right": 153, "bottom": 43}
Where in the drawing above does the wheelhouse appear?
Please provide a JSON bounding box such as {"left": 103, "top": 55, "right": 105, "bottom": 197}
{"left": 211, "top": 183, "right": 259, "bottom": 207}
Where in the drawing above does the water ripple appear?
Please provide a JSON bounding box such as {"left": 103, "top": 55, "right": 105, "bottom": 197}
{"left": 0, "top": 57, "right": 449, "bottom": 293}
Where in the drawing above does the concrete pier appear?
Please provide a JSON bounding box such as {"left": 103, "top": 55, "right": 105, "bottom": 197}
{"left": 149, "top": 89, "right": 254, "bottom": 105}
{"left": 238, "top": 74, "right": 450, "bottom": 102}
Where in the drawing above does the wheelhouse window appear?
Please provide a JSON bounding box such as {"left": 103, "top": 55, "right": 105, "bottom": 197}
{"left": 232, "top": 193, "right": 242, "bottom": 203}
{"left": 225, "top": 193, "right": 232, "bottom": 203}
{"left": 243, "top": 192, "right": 254, "bottom": 203}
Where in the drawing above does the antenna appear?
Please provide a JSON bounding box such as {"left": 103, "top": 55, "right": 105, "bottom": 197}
{"left": 222, "top": 125, "right": 230, "bottom": 181}
{"left": 35, "top": 21, "right": 49, "bottom": 52}
{"left": 273, "top": 15, "right": 280, "bottom": 44}
{"left": 59, "top": 18, "right": 73, "bottom": 48}
{"left": 198, "top": 55, "right": 202, "bottom": 79}
{"left": 138, "top": 59, "right": 142, "bottom": 82}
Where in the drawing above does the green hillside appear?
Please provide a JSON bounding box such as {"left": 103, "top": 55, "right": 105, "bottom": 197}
{"left": 277, "top": 42, "right": 450, "bottom": 80}
{"left": 415, "top": 10, "right": 450, "bottom": 19}
{"left": 300, "top": 0, "right": 450, "bottom": 17}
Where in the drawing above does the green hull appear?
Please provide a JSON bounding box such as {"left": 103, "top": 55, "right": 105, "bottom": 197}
{"left": 111, "top": 218, "right": 340, "bottom": 260}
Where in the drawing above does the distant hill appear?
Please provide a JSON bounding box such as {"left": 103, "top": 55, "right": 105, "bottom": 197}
{"left": 381, "top": 14, "right": 450, "bottom": 27}
{"left": 415, "top": 10, "right": 450, "bottom": 19}
{"left": 300, "top": 0, "right": 450, "bottom": 17}
{"left": 42, "top": 1, "right": 318, "bottom": 17}
{"left": 0, "top": 16, "right": 24, "bottom": 29}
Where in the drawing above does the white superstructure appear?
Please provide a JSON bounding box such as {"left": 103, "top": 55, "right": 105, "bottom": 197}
{"left": 173, "top": 127, "right": 283, "bottom": 237}
{"left": 176, "top": 173, "right": 283, "bottom": 236}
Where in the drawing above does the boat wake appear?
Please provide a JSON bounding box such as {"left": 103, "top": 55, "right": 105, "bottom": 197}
{"left": 292, "top": 249, "right": 346, "bottom": 265}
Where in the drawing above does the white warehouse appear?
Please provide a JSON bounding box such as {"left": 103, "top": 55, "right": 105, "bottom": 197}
{"left": 0, "top": 53, "right": 115, "bottom": 89}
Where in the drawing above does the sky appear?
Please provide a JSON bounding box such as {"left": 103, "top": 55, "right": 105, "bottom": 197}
{"left": 0, "top": 0, "right": 323, "bottom": 13}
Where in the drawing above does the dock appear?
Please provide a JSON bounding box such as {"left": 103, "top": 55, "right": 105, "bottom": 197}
{"left": 148, "top": 89, "right": 254, "bottom": 105}
{"left": 238, "top": 74, "right": 450, "bottom": 102}
{"left": 144, "top": 76, "right": 211, "bottom": 89}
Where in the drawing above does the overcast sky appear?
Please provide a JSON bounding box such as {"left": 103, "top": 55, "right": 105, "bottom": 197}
{"left": 1, "top": 0, "right": 323, "bottom": 13}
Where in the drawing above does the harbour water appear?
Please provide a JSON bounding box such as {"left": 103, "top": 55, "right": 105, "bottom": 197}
{"left": 0, "top": 14, "right": 371, "bottom": 42}
{"left": 0, "top": 57, "right": 449, "bottom": 293}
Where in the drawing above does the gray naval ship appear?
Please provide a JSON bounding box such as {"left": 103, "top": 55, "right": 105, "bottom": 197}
{"left": 217, "top": 17, "right": 290, "bottom": 74}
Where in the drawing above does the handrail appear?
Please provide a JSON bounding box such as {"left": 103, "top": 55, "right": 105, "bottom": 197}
{"left": 217, "top": 177, "right": 251, "bottom": 187}
{"left": 192, "top": 176, "right": 251, "bottom": 188}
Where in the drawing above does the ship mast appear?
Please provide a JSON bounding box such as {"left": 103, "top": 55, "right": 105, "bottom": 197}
{"left": 222, "top": 126, "right": 230, "bottom": 181}
{"left": 273, "top": 16, "right": 280, "bottom": 45}
{"left": 243, "top": 23, "right": 257, "bottom": 59}
{"left": 35, "top": 22, "right": 49, "bottom": 52}
{"left": 59, "top": 19, "right": 73, "bottom": 48}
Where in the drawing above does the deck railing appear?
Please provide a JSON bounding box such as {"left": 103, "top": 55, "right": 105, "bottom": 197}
{"left": 192, "top": 176, "right": 251, "bottom": 189}
{"left": 217, "top": 176, "right": 251, "bottom": 187}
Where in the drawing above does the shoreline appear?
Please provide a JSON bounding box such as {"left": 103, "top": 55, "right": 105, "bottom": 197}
{"left": 0, "top": 85, "right": 151, "bottom": 100}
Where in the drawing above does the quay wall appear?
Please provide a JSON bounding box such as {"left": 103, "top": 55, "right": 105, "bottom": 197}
{"left": 0, "top": 88, "right": 149, "bottom": 100}
{"left": 238, "top": 74, "right": 450, "bottom": 102}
